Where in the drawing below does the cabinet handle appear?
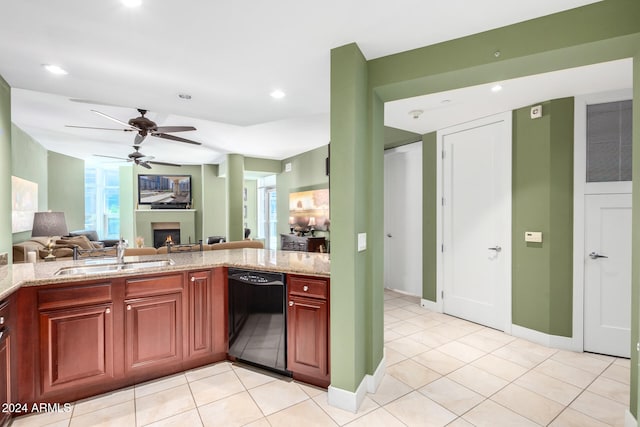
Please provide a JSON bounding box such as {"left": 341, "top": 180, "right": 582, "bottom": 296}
{"left": 105, "top": 308, "right": 111, "bottom": 314}
{"left": 127, "top": 305, "right": 132, "bottom": 311}
{"left": 303, "top": 285, "right": 309, "bottom": 292}
{"left": 289, "top": 301, "right": 294, "bottom": 307}
{"left": 191, "top": 277, "right": 196, "bottom": 282}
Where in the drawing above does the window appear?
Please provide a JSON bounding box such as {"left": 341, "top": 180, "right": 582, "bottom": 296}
{"left": 586, "top": 100, "right": 632, "bottom": 182}
{"left": 257, "top": 175, "right": 277, "bottom": 249}
{"left": 85, "top": 166, "right": 120, "bottom": 239}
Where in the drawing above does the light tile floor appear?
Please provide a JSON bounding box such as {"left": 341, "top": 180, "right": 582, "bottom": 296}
{"left": 13, "top": 289, "right": 630, "bottom": 427}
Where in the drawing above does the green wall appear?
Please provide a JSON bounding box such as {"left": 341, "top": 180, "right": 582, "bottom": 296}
{"left": 330, "top": 0, "right": 640, "bottom": 412}
{"left": 276, "top": 145, "right": 329, "bottom": 247}
{"left": 422, "top": 132, "right": 437, "bottom": 301}
{"left": 47, "top": 151, "right": 85, "bottom": 232}
{"left": 225, "top": 154, "right": 245, "bottom": 241}
{"left": 131, "top": 164, "right": 204, "bottom": 242}
{"left": 201, "top": 164, "right": 227, "bottom": 240}
{"left": 512, "top": 98, "right": 574, "bottom": 337}
{"left": 10, "top": 124, "right": 48, "bottom": 243}
{"left": 330, "top": 43, "right": 374, "bottom": 392}
{"left": 0, "top": 76, "right": 10, "bottom": 261}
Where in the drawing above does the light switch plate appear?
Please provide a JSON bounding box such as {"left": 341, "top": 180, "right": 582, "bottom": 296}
{"left": 525, "top": 231, "right": 542, "bottom": 243}
{"left": 357, "top": 233, "right": 367, "bottom": 252}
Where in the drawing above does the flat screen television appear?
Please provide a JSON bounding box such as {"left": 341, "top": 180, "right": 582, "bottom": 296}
{"left": 138, "top": 174, "right": 191, "bottom": 207}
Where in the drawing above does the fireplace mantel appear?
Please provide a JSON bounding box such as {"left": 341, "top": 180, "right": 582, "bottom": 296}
{"left": 135, "top": 209, "right": 197, "bottom": 247}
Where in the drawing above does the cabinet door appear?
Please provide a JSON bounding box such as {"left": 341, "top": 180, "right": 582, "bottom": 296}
{"left": 188, "top": 271, "right": 212, "bottom": 358}
{"left": 125, "top": 293, "right": 182, "bottom": 372}
{"left": 287, "top": 295, "right": 329, "bottom": 386}
{"left": 39, "top": 304, "right": 114, "bottom": 394}
{"left": 0, "top": 330, "right": 11, "bottom": 427}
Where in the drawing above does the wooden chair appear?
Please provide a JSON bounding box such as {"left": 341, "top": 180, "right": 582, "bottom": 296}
{"left": 73, "top": 246, "right": 117, "bottom": 260}
{"left": 157, "top": 241, "right": 204, "bottom": 254}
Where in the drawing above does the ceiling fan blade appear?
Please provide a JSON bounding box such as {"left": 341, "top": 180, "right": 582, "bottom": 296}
{"left": 137, "top": 155, "right": 155, "bottom": 162}
{"left": 138, "top": 161, "right": 153, "bottom": 169}
{"left": 66, "top": 125, "right": 136, "bottom": 132}
{"left": 151, "top": 132, "right": 202, "bottom": 145}
{"left": 91, "top": 109, "right": 140, "bottom": 131}
{"left": 94, "top": 154, "right": 130, "bottom": 161}
{"left": 134, "top": 133, "right": 147, "bottom": 145}
{"left": 149, "top": 160, "right": 182, "bottom": 167}
{"left": 154, "top": 126, "right": 196, "bottom": 133}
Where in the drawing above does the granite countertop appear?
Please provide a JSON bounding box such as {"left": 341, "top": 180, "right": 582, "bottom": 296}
{"left": 0, "top": 249, "right": 330, "bottom": 300}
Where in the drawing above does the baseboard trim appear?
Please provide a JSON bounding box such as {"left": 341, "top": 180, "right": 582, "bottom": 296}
{"left": 625, "top": 409, "right": 636, "bottom": 427}
{"left": 327, "top": 355, "right": 386, "bottom": 413}
{"left": 511, "top": 324, "right": 581, "bottom": 352}
{"left": 421, "top": 298, "right": 440, "bottom": 312}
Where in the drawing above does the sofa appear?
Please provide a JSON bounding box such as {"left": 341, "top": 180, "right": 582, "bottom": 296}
{"left": 68, "top": 230, "right": 120, "bottom": 247}
{"left": 13, "top": 238, "right": 265, "bottom": 262}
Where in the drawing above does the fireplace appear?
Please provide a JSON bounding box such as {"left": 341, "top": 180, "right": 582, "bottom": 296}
{"left": 153, "top": 229, "right": 181, "bottom": 248}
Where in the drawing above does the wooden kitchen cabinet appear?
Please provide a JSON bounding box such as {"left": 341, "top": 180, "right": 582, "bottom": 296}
{"left": 124, "top": 274, "right": 184, "bottom": 374}
{"left": 37, "top": 283, "right": 114, "bottom": 395}
{"left": 188, "top": 270, "right": 213, "bottom": 358}
{"left": 287, "top": 275, "right": 330, "bottom": 387}
{"left": 0, "top": 295, "right": 16, "bottom": 427}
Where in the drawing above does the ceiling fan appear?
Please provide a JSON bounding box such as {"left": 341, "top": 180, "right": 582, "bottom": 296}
{"left": 95, "top": 146, "right": 181, "bottom": 169}
{"left": 67, "top": 108, "right": 201, "bottom": 145}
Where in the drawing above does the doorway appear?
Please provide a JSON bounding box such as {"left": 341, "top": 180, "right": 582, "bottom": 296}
{"left": 437, "top": 112, "right": 512, "bottom": 331}
{"left": 383, "top": 141, "right": 423, "bottom": 296}
{"left": 574, "top": 93, "right": 632, "bottom": 358}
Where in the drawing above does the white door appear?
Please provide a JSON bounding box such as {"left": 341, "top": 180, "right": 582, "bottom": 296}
{"left": 384, "top": 142, "right": 423, "bottom": 296}
{"left": 440, "top": 113, "right": 511, "bottom": 331}
{"left": 584, "top": 193, "right": 631, "bottom": 357}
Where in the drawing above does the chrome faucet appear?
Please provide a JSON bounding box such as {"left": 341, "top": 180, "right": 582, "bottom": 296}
{"left": 116, "top": 237, "right": 127, "bottom": 263}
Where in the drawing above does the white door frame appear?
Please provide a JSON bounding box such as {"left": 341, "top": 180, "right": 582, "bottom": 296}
{"left": 572, "top": 89, "right": 633, "bottom": 353}
{"left": 434, "top": 112, "right": 513, "bottom": 333}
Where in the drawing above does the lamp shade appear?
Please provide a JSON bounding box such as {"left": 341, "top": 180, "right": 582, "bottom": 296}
{"left": 31, "top": 212, "right": 68, "bottom": 237}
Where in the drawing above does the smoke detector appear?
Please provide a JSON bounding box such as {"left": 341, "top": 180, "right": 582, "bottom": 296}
{"left": 409, "top": 109, "right": 424, "bottom": 119}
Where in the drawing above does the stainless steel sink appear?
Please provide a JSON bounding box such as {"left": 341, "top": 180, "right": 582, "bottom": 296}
{"left": 54, "top": 259, "right": 175, "bottom": 276}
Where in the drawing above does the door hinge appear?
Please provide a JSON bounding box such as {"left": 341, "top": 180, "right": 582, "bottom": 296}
{"left": 441, "top": 290, "right": 444, "bottom": 299}
{"left": 442, "top": 150, "right": 446, "bottom": 159}
{"left": 441, "top": 197, "right": 445, "bottom": 206}
{"left": 441, "top": 244, "right": 444, "bottom": 252}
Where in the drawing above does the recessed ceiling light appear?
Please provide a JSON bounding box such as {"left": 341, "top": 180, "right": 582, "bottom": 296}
{"left": 270, "top": 90, "right": 286, "bottom": 99}
{"left": 121, "top": 0, "right": 142, "bottom": 7}
{"left": 491, "top": 84, "right": 503, "bottom": 92}
{"left": 42, "top": 64, "right": 68, "bottom": 75}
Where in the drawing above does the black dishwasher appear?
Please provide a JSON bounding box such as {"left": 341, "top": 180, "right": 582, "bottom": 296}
{"left": 227, "top": 268, "right": 289, "bottom": 375}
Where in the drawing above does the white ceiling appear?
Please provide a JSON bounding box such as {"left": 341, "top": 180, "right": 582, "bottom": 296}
{"left": 0, "top": 0, "right": 620, "bottom": 167}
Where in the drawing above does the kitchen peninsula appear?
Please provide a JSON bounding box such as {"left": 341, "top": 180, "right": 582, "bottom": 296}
{"left": 0, "top": 249, "right": 330, "bottom": 421}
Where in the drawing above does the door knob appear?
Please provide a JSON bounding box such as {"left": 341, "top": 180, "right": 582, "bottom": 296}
{"left": 488, "top": 246, "right": 502, "bottom": 252}
{"left": 386, "top": 234, "right": 392, "bottom": 238}
{"left": 589, "top": 252, "right": 608, "bottom": 260}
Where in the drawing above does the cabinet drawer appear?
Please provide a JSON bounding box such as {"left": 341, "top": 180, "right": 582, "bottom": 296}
{"left": 126, "top": 273, "right": 184, "bottom": 298}
{"left": 288, "top": 276, "right": 328, "bottom": 300}
{"left": 38, "top": 282, "right": 112, "bottom": 310}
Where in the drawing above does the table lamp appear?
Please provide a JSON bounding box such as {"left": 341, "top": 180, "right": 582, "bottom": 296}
{"left": 31, "top": 212, "right": 69, "bottom": 261}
